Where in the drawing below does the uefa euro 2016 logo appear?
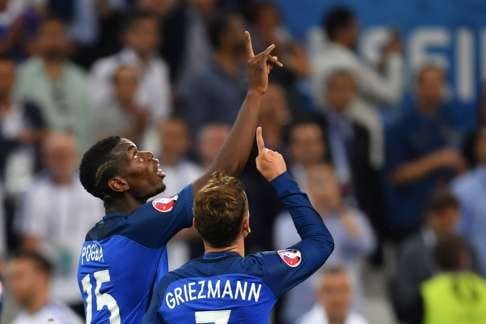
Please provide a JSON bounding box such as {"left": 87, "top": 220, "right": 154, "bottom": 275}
{"left": 81, "top": 241, "right": 105, "bottom": 265}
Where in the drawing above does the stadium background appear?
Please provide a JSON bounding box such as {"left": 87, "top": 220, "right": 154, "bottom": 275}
{"left": 0, "top": 0, "right": 485, "bottom": 323}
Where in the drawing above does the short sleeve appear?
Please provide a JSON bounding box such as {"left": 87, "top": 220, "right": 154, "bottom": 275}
{"left": 124, "top": 185, "right": 194, "bottom": 248}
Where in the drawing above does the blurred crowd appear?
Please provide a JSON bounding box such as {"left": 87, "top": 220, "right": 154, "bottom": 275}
{"left": 0, "top": 0, "right": 486, "bottom": 323}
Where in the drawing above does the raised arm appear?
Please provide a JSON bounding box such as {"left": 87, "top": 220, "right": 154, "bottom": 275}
{"left": 192, "top": 32, "right": 282, "bottom": 193}
{"left": 254, "top": 127, "right": 334, "bottom": 296}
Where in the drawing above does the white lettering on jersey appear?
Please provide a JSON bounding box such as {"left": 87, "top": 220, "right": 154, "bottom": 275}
{"left": 165, "top": 279, "right": 263, "bottom": 309}
{"left": 81, "top": 242, "right": 104, "bottom": 264}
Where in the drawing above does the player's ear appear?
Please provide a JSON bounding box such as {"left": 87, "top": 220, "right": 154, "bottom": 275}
{"left": 107, "top": 176, "right": 130, "bottom": 193}
{"left": 242, "top": 214, "right": 251, "bottom": 238}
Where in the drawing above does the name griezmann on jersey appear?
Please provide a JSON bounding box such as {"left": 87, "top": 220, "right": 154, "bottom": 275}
{"left": 165, "top": 279, "right": 263, "bottom": 309}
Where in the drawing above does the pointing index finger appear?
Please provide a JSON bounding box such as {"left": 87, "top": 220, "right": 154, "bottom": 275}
{"left": 256, "top": 126, "right": 265, "bottom": 153}
{"left": 245, "top": 31, "right": 255, "bottom": 59}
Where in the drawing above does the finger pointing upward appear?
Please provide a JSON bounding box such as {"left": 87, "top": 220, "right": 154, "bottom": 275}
{"left": 245, "top": 31, "right": 255, "bottom": 59}
{"left": 256, "top": 126, "right": 265, "bottom": 153}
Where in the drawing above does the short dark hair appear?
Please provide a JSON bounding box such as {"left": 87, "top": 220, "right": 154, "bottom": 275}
{"left": 322, "top": 6, "right": 355, "bottom": 41}
{"left": 79, "top": 136, "right": 122, "bottom": 200}
{"left": 435, "top": 235, "right": 471, "bottom": 271}
{"left": 207, "top": 12, "right": 235, "bottom": 50}
{"left": 194, "top": 172, "right": 248, "bottom": 248}
{"left": 12, "top": 251, "right": 53, "bottom": 276}
{"left": 286, "top": 117, "right": 325, "bottom": 144}
{"left": 122, "top": 11, "right": 158, "bottom": 34}
{"left": 425, "top": 189, "right": 459, "bottom": 214}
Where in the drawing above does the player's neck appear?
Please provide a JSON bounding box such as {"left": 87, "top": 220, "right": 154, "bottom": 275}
{"left": 105, "top": 194, "right": 142, "bottom": 215}
{"left": 204, "top": 240, "right": 245, "bottom": 257}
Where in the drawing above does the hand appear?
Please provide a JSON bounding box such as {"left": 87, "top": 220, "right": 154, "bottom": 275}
{"left": 255, "top": 126, "right": 287, "bottom": 181}
{"left": 245, "top": 31, "right": 283, "bottom": 95}
{"left": 432, "top": 148, "right": 466, "bottom": 171}
{"left": 285, "top": 44, "right": 311, "bottom": 77}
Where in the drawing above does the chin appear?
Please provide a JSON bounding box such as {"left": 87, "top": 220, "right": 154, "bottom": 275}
{"left": 152, "top": 182, "right": 166, "bottom": 197}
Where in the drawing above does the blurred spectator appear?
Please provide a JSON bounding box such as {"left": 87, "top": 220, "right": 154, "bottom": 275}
{"left": 310, "top": 6, "right": 403, "bottom": 168}
{"left": 0, "top": 0, "right": 42, "bottom": 58}
{"left": 0, "top": 185, "right": 5, "bottom": 256}
{"left": 248, "top": 0, "right": 291, "bottom": 51}
{"left": 5, "top": 251, "right": 82, "bottom": 324}
{"left": 14, "top": 16, "right": 90, "bottom": 149}
{"left": 452, "top": 127, "right": 486, "bottom": 276}
{"left": 391, "top": 190, "right": 461, "bottom": 323}
{"left": 158, "top": 117, "right": 202, "bottom": 196}
{"left": 415, "top": 235, "right": 486, "bottom": 324}
{"left": 197, "top": 123, "right": 230, "bottom": 169}
{"left": 0, "top": 55, "right": 46, "bottom": 195}
{"left": 160, "top": 0, "right": 215, "bottom": 89}
{"left": 320, "top": 69, "right": 385, "bottom": 256}
{"left": 0, "top": 54, "right": 46, "bottom": 252}
{"left": 16, "top": 133, "right": 103, "bottom": 316}
{"left": 274, "top": 164, "right": 375, "bottom": 323}
{"left": 90, "top": 11, "right": 172, "bottom": 121}
{"left": 157, "top": 116, "right": 202, "bottom": 269}
{"left": 91, "top": 64, "right": 149, "bottom": 144}
{"left": 71, "top": 0, "right": 128, "bottom": 68}
{"left": 386, "top": 63, "right": 464, "bottom": 238}
{"left": 320, "top": 70, "right": 357, "bottom": 186}
{"left": 258, "top": 82, "right": 291, "bottom": 150}
{"left": 298, "top": 266, "right": 369, "bottom": 324}
{"left": 182, "top": 12, "right": 247, "bottom": 133}
{"left": 247, "top": 0, "right": 312, "bottom": 94}
{"left": 287, "top": 120, "right": 327, "bottom": 185}
{"left": 462, "top": 84, "right": 486, "bottom": 168}
{"left": 239, "top": 83, "right": 291, "bottom": 255}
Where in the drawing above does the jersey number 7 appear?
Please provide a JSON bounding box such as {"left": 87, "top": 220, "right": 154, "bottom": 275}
{"left": 195, "top": 310, "right": 231, "bottom": 324}
{"left": 82, "top": 270, "right": 120, "bottom": 324}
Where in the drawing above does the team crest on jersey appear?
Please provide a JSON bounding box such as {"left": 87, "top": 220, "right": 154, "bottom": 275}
{"left": 277, "top": 249, "right": 302, "bottom": 268}
{"left": 152, "top": 195, "right": 178, "bottom": 213}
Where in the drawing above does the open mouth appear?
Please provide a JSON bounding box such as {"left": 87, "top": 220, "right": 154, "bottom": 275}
{"left": 153, "top": 159, "right": 166, "bottom": 178}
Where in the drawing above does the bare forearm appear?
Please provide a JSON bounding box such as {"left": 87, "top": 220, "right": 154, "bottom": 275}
{"left": 391, "top": 154, "right": 441, "bottom": 185}
{"left": 192, "top": 91, "right": 262, "bottom": 192}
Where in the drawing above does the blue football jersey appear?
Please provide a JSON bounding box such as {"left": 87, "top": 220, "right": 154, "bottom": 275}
{"left": 77, "top": 185, "right": 193, "bottom": 323}
{"left": 143, "top": 172, "right": 334, "bottom": 324}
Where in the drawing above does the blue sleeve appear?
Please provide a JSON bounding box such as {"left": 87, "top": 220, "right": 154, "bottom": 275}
{"left": 123, "top": 185, "right": 194, "bottom": 248}
{"left": 250, "top": 172, "right": 334, "bottom": 297}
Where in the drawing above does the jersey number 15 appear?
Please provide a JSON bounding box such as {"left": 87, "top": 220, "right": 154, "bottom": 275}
{"left": 82, "top": 270, "right": 120, "bottom": 324}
